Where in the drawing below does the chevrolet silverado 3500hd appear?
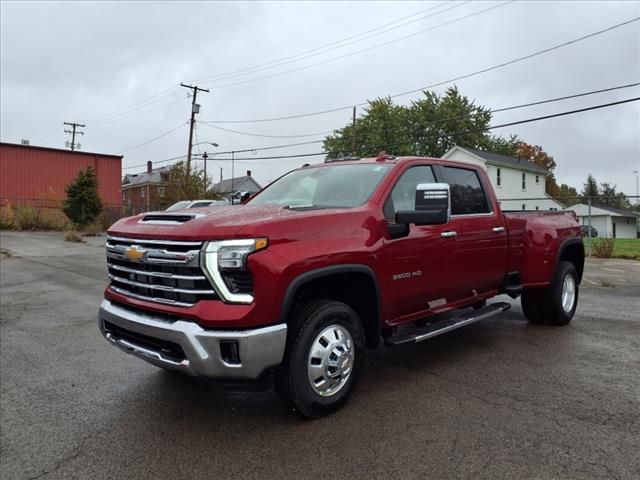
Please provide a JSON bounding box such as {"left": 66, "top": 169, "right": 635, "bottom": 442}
{"left": 99, "top": 154, "right": 584, "bottom": 417}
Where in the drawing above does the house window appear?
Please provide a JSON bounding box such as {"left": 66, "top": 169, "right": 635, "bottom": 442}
{"left": 496, "top": 168, "right": 501, "bottom": 187}
{"left": 535, "top": 175, "right": 540, "bottom": 185}
{"left": 522, "top": 173, "right": 526, "bottom": 190}
{"left": 522, "top": 204, "right": 526, "bottom": 211}
{"left": 122, "top": 191, "right": 127, "bottom": 201}
{"left": 141, "top": 187, "right": 145, "bottom": 197}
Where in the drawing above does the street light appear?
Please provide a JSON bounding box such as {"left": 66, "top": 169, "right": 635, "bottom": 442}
{"left": 634, "top": 169, "right": 639, "bottom": 206}
{"left": 196, "top": 142, "right": 219, "bottom": 195}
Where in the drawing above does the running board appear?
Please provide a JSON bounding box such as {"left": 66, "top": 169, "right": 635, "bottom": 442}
{"left": 385, "top": 302, "right": 511, "bottom": 347}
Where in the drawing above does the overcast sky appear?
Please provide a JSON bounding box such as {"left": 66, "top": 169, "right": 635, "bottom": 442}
{"left": 2, "top": 1, "right": 639, "bottom": 197}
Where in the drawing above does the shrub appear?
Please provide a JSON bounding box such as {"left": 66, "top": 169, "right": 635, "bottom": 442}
{"left": 13, "top": 205, "right": 40, "bottom": 230}
{"left": 81, "top": 222, "right": 103, "bottom": 236}
{"left": 63, "top": 167, "right": 103, "bottom": 227}
{"left": 0, "top": 202, "right": 14, "bottom": 229}
{"left": 64, "top": 230, "right": 84, "bottom": 243}
{"left": 593, "top": 238, "right": 614, "bottom": 258}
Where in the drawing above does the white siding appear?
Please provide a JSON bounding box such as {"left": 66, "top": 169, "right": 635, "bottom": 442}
{"left": 442, "top": 147, "right": 558, "bottom": 211}
{"left": 612, "top": 218, "right": 637, "bottom": 239}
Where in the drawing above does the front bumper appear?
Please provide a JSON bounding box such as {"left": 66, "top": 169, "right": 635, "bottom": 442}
{"left": 98, "top": 300, "right": 287, "bottom": 379}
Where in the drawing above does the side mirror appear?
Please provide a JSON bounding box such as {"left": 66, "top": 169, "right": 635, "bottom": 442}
{"left": 395, "top": 183, "right": 450, "bottom": 226}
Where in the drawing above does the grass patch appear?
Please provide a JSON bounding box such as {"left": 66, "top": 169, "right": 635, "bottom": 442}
{"left": 612, "top": 238, "right": 640, "bottom": 260}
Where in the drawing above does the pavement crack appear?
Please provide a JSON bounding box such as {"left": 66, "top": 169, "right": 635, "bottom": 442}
{"left": 25, "top": 436, "right": 89, "bottom": 480}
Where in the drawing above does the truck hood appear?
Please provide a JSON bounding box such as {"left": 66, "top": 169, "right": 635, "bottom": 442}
{"left": 107, "top": 204, "right": 369, "bottom": 242}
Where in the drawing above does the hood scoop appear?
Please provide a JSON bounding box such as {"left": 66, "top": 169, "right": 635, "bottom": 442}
{"left": 139, "top": 213, "right": 204, "bottom": 225}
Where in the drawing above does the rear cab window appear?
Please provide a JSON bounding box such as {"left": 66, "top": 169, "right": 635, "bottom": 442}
{"left": 442, "top": 166, "right": 492, "bottom": 215}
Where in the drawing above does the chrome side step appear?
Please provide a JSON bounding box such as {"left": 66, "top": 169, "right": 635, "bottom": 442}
{"left": 385, "top": 302, "right": 511, "bottom": 347}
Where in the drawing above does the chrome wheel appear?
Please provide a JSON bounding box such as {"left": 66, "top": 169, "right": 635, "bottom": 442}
{"left": 561, "top": 274, "right": 576, "bottom": 313}
{"left": 307, "top": 324, "right": 354, "bottom": 397}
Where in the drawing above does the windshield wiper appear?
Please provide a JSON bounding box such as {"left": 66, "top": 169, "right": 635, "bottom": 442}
{"left": 284, "top": 204, "right": 333, "bottom": 211}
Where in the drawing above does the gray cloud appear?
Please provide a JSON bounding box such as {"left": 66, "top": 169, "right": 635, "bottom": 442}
{"left": 2, "top": 1, "right": 639, "bottom": 196}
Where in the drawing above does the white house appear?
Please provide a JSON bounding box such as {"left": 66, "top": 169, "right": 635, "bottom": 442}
{"left": 564, "top": 204, "right": 639, "bottom": 238}
{"left": 442, "top": 146, "right": 565, "bottom": 211}
{"left": 212, "top": 170, "right": 262, "bottom": 202}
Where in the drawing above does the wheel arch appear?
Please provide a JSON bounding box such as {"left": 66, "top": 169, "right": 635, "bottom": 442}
{"left": 556, "top": 238, "right": 585, "bottom": 283}
{"left": 280, "top": 264, "right": 382, "bottom": 349}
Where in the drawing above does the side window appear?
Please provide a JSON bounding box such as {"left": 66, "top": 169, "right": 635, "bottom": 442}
{"left": 383, "top": 165, "right": 436, "bottom": 220}
{"left": 443, "top": 166, "right": 491, "bottom": 215}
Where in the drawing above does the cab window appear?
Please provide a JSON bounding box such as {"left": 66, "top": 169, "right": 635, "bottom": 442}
{"left": 383, "top": 165, "right": 436, "bottom": 220}
{"left": 443, "top": 166, "right": 491, "bottom": 215}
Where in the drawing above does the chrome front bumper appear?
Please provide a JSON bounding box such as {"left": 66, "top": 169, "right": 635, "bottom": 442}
{"left": 98, "top": 300, "right": 287, "bottom": 379}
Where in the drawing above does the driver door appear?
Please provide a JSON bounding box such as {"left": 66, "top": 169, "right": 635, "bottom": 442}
{"left": 382, "top": 165, "right": 456, "bottom": 324}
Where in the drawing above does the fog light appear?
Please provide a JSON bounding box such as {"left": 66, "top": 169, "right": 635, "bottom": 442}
{"left": 220, "top": 340, "right": 241, "bottom": 365}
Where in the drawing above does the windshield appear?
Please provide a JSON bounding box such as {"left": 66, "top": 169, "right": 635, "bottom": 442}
{"left": 249, "top": 163, "right": 391, "bottom": 208}
{"left": 166, "top": 201, "right": 191, "bottom": 211}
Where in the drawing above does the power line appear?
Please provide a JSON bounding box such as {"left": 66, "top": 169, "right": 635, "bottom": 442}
{"left": 73, "top": 2, "right": 457, "bottom": 128}
{"left": 199, "top": 123, "right": 333, "bottom": 139}
{"left": 118, "top": 122, "right": 188, "bottom": 154}
{"left": 194, "top": 96, "right": 640, "bottom": 161}
{"left": 124, "top": 82, "right": 640, "bottom": 170}
{"left": 189, "top": 1, "right": 467, "bottom": 84}
{"left": 81, "top": 86, "right": 179, "bottom": 124}
{"left": 202, "top": 1, "right": 514, "bottom": 92}
{"left": 90, "top": 96, "right": 186, "bottom": 127}
{"left": 203, "top": 16, "right": 640, "bottom": 124}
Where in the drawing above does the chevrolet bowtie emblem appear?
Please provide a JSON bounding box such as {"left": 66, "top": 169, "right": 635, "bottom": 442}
{"left": 123, "top": 245, "right": 146, "bottom": 263}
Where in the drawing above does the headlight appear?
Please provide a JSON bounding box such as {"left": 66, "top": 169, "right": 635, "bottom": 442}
{"left": 202, "top": 238, "right": 268, "bottom": 304}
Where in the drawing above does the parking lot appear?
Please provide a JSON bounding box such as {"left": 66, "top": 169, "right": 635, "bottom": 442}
{"left": 1, "top": 231, "right": 639, "bottom": 480}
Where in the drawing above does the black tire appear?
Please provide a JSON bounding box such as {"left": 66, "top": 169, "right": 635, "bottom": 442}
{"left": 521, "top": 261, "right": 579, "bottom": 326}
{"left": 275, "top": 299, "right": 365, "bottom": 419}
{"left": 521, "top": 289, "right": 546, "bottom": 324}
{"left": 543, "top": 261, "right": 579, "bottom": 326}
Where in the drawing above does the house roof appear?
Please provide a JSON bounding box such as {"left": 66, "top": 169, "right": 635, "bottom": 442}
{"left": 213, "top": 175, "right": 262, "bottom": 194}
{"left": 456, "top": 147, "right": 549, "bottom": 175}
{"left": 566, "top": 203, "right": 640, "bottom": 217}
{"left": 122, "top": 166, "right": 171, "bottom": 188}
{"left": 589, "top": 204, "right": 640, "bottom": 217}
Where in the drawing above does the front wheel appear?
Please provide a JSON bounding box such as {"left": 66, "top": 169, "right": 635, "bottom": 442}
{"left": 275, "top": 300, "right": 365, "bottom": 419}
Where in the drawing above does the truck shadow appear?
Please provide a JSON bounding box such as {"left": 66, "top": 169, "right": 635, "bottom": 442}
{"left": 115, "top": 307, "right": 539, "bottom": 428}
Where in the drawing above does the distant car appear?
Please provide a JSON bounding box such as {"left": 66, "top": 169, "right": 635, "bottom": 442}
{"left": 166, "top": 199, "right": 229, "bottom": 211}
{"left": 580, "top": 225, "right": 598, "bottom": 237}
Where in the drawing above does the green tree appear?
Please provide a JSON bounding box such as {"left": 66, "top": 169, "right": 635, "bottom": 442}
{"left": 63, "top": 166, "right": 103, "bottom": 226}
{"left": 581, "top": 174, "right": 599, "bottom": 202}
{"left": 599, "top": 182, "right": 631, "bottom": 209}
{"left": 149, "top": 161, "right": 221, "bottom": 210}
{"left": 323, "top": 87, "right": 519, "bottom": 159}
{"left": 557, "top": 183, "right": 579, "bottom": 206}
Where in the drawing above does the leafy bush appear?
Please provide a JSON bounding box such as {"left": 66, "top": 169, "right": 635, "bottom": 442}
{"left": 593, "top": 238, "right": 614, "bottom": 258}
{"left": 0, "top": 202, "right": 14, "bottom": 229}
{"left": 63, "top": 167, "right": 103, "bottom": 227}
{"left": 64, "top": 230, "right": 84, "bottom": 242}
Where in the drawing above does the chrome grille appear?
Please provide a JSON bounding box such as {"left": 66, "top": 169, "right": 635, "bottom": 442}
{"left": 106, "top": 236, "right": 215, "bottom": 307}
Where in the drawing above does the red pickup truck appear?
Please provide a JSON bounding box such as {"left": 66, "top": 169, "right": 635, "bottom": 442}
{"left": 100, "top": 154, "right": 584, "bottom": 417}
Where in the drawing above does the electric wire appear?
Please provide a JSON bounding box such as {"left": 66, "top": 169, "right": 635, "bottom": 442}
{"left": 203, "top": 17, "right": 640, "bottom": 124}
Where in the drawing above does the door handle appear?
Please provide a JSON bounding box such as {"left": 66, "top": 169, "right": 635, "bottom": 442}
{"left": 492, "top": 226, "right": 505, "bottom": 233}
{"left": 441, "top": 231, "right": 457, "bottom": 238}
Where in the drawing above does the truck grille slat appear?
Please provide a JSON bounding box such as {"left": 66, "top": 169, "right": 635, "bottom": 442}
{"left": 106, "top": 236, "right": 215, "bottom": 307}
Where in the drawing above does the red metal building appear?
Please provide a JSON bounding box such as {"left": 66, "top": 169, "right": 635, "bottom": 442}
{"left": 0, "top": 142, "right": 123, "bottom": 208}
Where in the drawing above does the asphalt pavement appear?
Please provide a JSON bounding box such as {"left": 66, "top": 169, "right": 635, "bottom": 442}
{"left": 1, "top": 231, "right": 639, "bottom": 480}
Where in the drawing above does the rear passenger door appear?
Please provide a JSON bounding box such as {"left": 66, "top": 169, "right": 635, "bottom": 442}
{"left": 441, "top": 166, "right": 508, "bottom": 303}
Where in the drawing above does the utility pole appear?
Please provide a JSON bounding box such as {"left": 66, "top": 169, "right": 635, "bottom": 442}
{"left": 351, "top": 106, "right": 357, "bottom": 156}
{"left": 64, "top": 122, "right": 85, "bottom": 151}
{"left": 180, "top": 83, "right": 209, "bottom": 180}
{"left": 231, "top": 151, "right": 235, "bottom": 204}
